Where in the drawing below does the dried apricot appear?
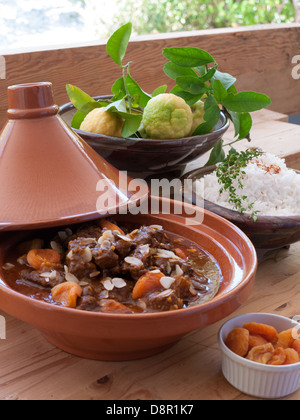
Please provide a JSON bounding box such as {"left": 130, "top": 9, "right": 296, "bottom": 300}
{"left": 225, "top": 328, "right": 250, "bottom": 357}
{"left": 51, "top": 282, "right": 82, "bottom": 308}
{"left": 243, "top": 322, "right": 278, "bottom": 344}
{"left": 267, "top": 347, "right": 286, "bottom": 366}
{"left": 276, "top": 328, "right": 295, "bottom": 349}
{"left": 292, "top": 339, "right": 300, "bottom": 357}
{"left": 248, "top": 334, "right": 268, "bottom": 350}
{"left": 27, "top": 249, "right": 62, "bottom": 270}
{"left": 246, "top": 343, "right": 274, "bottom": 364}
{"left": 284, "top": 348, "right": 300, "bottom": 365}
{"left": 132, "top": 271, "right": 164, "bottom": 300}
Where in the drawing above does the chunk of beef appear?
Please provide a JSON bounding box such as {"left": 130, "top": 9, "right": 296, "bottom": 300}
{"left": 20, "top": 268, "right": 65, "bottom": 289}
{"left": 76, "top": 295, "right": 99, "bottom": 311}
{"left": 92, "top": 246, "right": 119, "bottom": 269}
{"left": 144, "top": 289, "right": 184, "bottom": 312}
{"left": 121, "top": 244, "right": 151, "bottom": 281}
{"left": 172, "top": 276, "right": 198, "bottom": 300}
{"left": 131, "top": 226, "right": 170, "bottom": 249}
{"left": 114, "top": 238, "right": 132, "bottom": 259}
{"left": 67, "top": 238, "right": 98, "bottom": 279}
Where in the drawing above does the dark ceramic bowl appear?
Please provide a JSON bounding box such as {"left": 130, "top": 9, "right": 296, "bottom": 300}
{"left": 183, "top": 166, "right": 300, "bottom": 258}
{"left": 59, "top": 96, "right": 229, "bottom": 179}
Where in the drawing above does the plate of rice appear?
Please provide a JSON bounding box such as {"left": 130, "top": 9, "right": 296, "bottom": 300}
{"left": 183, "top": 151, "right": 300, "bottom": 254}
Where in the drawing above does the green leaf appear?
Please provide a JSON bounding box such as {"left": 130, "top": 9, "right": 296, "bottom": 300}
{"left": 222, "top": 91, "right": 271, "bottom": 112}
{"left": 193, "top": 96, "right": 220, "bottom": 135}
{"left": 126, "top": 74, "right": 151, "bottom": 107}
{"left": 171, "top": 87, "right": 205, "bottom": 106}
{"left": 66, "top": 84, "right": 99, "bottom": 112}
{"left": 238, "top": 112, "right": 253, "bottom": 139}
{"left": 105, "top": 99, "right": 142, "bottom": 137}
{"left": 111, "top": 77, "right": 126, "bottom": 100}
{"left": 228, "top": 110, "right": 253, "bottom": 139}
{"left": 204, "top": 139, "right": 225, "bottom": 166}
{"left": 119, "top": 113, "right": 143, "bottom": 138}
{"left": 200, "top": 64, "right": 218, "bottom": 82}
{"left": 212, "top": 79, "right": 228, "bottom": 103}
{"left": 163, "top": 47, "right": 215, "bottom": 67}
{"left": 164, "top": 62, "right": 198, "bottom": 80}
{"left": 71, "top": 110, "right": 87, "bottom": 129}
{"left": 106, "top": 22, "right": 132, "bottom": 66}
{"left": 151, "top": 85, "right": 168, "bottom": 97}
{"left": 212, "top": 70, "right": 236, "bottom": 90}
{"left": 176, "top": 75, "right": 208, "bottom": 95}
{"left": 105, "top": 98, "right": 127, "bottom": 114}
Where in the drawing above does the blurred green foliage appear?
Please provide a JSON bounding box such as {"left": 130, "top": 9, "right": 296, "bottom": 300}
{"left": 108, "top": 0, "right": 296, "bottom": 35}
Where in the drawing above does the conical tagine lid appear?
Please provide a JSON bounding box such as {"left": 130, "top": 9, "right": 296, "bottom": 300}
{"left": 0, "top": 82, "right": 148, "bottom": 231}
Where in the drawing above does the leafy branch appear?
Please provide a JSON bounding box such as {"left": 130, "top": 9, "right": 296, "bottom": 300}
{"left": 66, "top": 22, "right": 271, "bottom": 147}
{"left": 162, "top": 46, "right": 271, "bottom": 164}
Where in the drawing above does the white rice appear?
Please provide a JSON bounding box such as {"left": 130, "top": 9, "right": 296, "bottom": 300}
{"left": 195, "top": 152, "right": 300, "bottom": 216}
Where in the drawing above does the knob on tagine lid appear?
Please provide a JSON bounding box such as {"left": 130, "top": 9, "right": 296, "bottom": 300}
{"left": 0, "top": 82, "right": 149, "bottom": 231}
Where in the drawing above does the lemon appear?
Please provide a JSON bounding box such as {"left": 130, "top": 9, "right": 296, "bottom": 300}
{"left": 142, "top": 93, "right": 193, "bottom": 139}
{"left": 80, "top": 107, "right": 124, "bottom": 137}
{"left": 190, "top": 100, "right": 205, "bottom": 135}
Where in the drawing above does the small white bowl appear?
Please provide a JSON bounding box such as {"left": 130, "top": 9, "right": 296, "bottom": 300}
{"left": 219, "top": 313, "right": 300, "bottom": 399}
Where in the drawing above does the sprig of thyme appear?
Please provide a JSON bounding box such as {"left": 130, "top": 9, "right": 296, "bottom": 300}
{"left": 215, "top": 148, "right": 262, "bottom": 222}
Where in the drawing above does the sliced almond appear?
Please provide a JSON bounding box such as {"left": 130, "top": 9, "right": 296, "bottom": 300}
{"left": 160, "top": 276, "right": 175, "bottom": 289}
{"left": 156, "top": 249, "right": 181, "bottom": 260}
{"left": 2, "top": 263, "right": 15, "bottom": 271}
{"left": 51, "top": 241, "right": 63, "bottom": 254}
{"left": 82, "top": 246, "right": 93, "bottom": 263}
{"left": 89, "top": 271, "right": 100, "bottom": 278}
{"left": 150, "top": 225, "right": 163, "bottom": 230}
{"left": 65, "top": 273, "right": 79, "bottom": 284}
{"left": 156, "top": 289, "right": 174, "bottom": 298}
{"left": 175, "top": 265, "right": 184, "bottom": 276}
{"left": 58, "top": 231, "right": 68, "bottom": 242}
{"left": 102, "top": 278, "right": 114, "bottom": 291}
{"left": 124, "top": 257, "right": 143, "bottom": 267}
{"left": 112, "top": 278, "right": 127, "bottom": 289}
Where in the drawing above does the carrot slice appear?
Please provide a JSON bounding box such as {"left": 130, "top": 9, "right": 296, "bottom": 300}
{"left": 99, "top": 220, "right": 125, "bottom": 235}
{"left": 132, "top": 271, "right": 164, "bottom": 300}
{"left": 51, "top": 282, "right": 82, "bottom": 308}
{"left": 27, "top": 249, "right": 61, "bottom": 270}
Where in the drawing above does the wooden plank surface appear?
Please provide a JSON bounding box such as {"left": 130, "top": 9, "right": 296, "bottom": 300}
{"left": 1, "top": 24, "right": 300, "bottom": 130}
{"left": 0, "top": 241, "right": 299, "bottom": 401}
{"left": 0, "top": 110, "right": 299, "bottom": 400}
{"left": 187, "top": 109, "right": 300, "bottom": 172}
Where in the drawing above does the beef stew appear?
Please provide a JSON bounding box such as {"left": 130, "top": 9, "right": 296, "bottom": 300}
{"left": 2, "top": 220, "right": 222, "bottom": 314}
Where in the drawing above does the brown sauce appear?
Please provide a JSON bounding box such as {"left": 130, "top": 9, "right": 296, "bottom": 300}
{"left": 2, "top": 220, "right": 222, "bottom": 314}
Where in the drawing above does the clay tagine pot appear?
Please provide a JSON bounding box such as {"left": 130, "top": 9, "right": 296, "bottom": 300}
{"left": 0, "top": 82, "right": 148, "bottom": 231}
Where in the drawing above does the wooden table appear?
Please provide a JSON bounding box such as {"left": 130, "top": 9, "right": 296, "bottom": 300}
{"left": 0, "top": 110, "right": 300, "bottom": 401}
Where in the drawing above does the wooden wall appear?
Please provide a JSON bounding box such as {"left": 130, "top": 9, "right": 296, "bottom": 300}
{"left": 0, "top": 23, "right": 300, "bottom": 128}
